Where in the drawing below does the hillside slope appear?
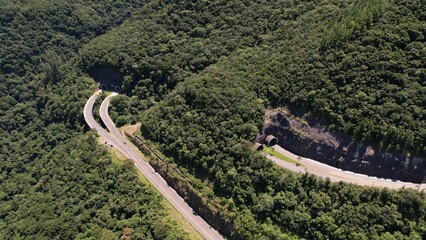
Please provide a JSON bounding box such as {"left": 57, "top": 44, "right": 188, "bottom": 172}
{"left": 0, "top": 1, "right": 197, "bottom": 239}
{"left": 80, "top": 0, "right": 426, "bottom": 239}
{"left": 1, "top": 0, "right": 425, "bottom": 239}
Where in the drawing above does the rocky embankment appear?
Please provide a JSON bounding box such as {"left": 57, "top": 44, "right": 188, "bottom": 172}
{"left": 260, "top": 110, "right": 426, "bottom": 183}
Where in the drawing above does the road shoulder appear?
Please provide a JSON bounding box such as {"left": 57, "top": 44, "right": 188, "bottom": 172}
{"left": 106, "top": 128, "right": 203, "bottom": 240}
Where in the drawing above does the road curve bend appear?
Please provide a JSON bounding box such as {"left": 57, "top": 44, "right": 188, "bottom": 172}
{"left": 96, "top": 92, "right": 224, "bottom": 240}
{"left": 267, "top": 145, "right": 426, "bottom": 190}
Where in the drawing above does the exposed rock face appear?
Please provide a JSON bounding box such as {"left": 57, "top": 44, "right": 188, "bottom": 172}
{"left": 260, "top": 110, "right": 426, "bottom": 183}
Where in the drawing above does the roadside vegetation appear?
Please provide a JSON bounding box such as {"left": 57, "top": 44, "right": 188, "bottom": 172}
{"left": 1, "top": 0, "right": 426, "bottom": 239}
{"left": 98, "top": 0, "right": 426, "bottom": 238}
{"left": 263, "top": 146, "right": 302, "bottom": 166}
{"left": 0, "top": 1, "right": 195, "bottom": 239}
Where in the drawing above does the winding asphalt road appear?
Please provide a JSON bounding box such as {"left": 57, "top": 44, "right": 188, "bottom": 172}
{"left": 84, "top": 90, "right": 223, "bottom": 240}
{"left": 267, "top": 145, "right": 426, "bottom": 190}
{"left": 85, "top": 89, "right": 425, "bottom": 239}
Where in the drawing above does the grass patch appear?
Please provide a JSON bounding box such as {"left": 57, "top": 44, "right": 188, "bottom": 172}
{"left": 263, "top": 146, "right": 303, "bottom": 166}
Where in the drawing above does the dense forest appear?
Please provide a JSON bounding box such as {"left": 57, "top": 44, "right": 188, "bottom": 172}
{"left": 1, "top": 0, "right": 426, "bottom": 239}
{"left": 0, "top": 1, "right": 193, "bottom": 239}
{"left": 81, "top": 0, "right": 425, "bottom": 157}
{"left": 82, "top": 0, "right": 426, "bottom": 238}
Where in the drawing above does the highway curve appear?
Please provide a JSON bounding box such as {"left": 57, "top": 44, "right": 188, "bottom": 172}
{"left": 86, "top": 90, "right": 426, "bottom": 240}
{"left": 267, "top": 145, "right": 426, "bottom": 190}
{"left": 83, "top": 91, "right": 223, "bottom": 240}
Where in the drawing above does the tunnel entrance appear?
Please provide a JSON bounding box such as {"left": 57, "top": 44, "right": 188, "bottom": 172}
{"left": 100, "top": 84, "right": 108, "bottom": 90}
{"left": 90, "top": 66, "right": 123, "bottom": 93}
{"left": 252, "top": 143, "right": 264, "bottom": 151}
{"left": 265, "top": 135, "right": 278, "bottom": 147}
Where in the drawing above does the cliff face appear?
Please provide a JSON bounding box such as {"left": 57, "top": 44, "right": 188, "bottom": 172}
{"left": 261, "top": 110, "right": 426, "bottom": 183}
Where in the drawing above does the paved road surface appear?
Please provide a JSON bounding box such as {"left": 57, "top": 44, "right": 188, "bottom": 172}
{"left": 83, "top": 90, "right": 123, "bottom": 149}
{"left": 86, "top": 89, "right": 425, "bottom": 240}
{"left": 92, "top": 91, "right": 224, "bottom": 240}
{"left": 268, "top": 145, "right": 426, "bottom": 190}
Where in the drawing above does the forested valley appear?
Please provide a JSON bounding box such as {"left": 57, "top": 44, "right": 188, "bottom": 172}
{"left": 1, "top": 1, "right": 193, "bottom": 239}
{"left": 1, "top": 0, "right": 426, "bottom": 239}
